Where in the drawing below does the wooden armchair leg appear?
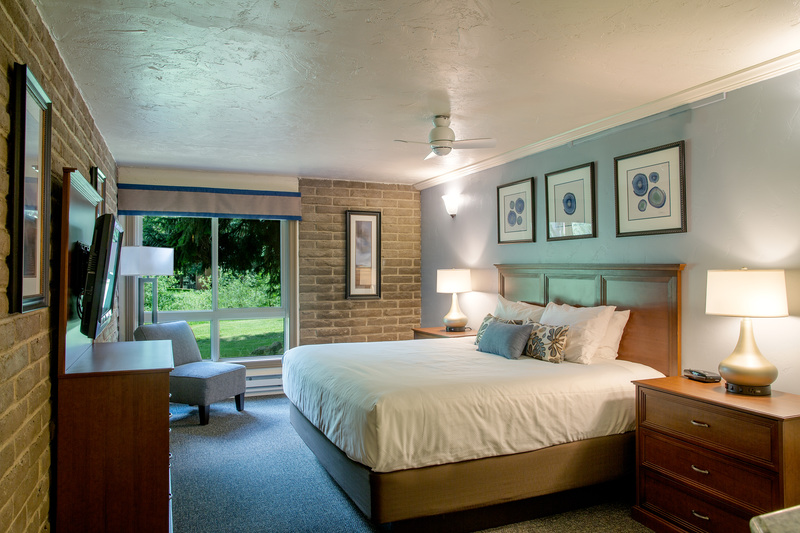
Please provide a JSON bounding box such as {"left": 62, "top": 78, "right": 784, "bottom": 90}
{"left": 235, "top": 393, "right": 245, "bottom": 412}
{"left": 198, "top": 405, "right": 210, "bottom": 425}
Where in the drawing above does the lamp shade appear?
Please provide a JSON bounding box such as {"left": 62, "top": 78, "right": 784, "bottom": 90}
{"left": 436, "top": 269, "right": 471, "bottom": 294}
{"left": 119, "top": 246, "right": 175, "bottom": 276}
{"left": 442, "top": 194, "right": 460, "bottom": 217}
{"left": 705, "top": 269, "right": 788, "bottom": 318}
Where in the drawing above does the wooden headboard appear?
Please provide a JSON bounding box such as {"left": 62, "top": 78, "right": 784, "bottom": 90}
{"left": 496, "top": 263, "right": 684, "bottom": 376}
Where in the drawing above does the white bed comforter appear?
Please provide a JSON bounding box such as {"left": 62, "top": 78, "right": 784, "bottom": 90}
{"left": 282, "top": 337, "right": 664, "bottom": 473}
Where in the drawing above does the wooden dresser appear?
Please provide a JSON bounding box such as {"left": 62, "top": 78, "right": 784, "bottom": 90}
{"left": 56, "top": 340, "right": 174, "bottom": 533}
{"left": 633, "top": 376, "right": 800, "bottom": 533}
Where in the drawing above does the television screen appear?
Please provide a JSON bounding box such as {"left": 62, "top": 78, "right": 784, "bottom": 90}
{"left": 80, "top": 214, "right": 124, "bottom": 339}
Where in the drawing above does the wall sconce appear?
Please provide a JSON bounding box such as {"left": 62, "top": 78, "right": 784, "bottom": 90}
{"left": 705, "top": 268, "right": 788, "bottom": 396}
{"left": 437, "top": 268, "right": 472, "bottom": 331}
{"left": 442, "top": 194, "right": 460, "bottom": 218}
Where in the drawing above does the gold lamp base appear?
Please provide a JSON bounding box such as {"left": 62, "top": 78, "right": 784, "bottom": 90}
{"left": 718, "top": 317, "right": 778, "bottom": 396}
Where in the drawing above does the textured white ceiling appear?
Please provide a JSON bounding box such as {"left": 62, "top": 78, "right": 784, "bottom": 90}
{"left": 34, "top": 0, "right": 800, "bottom": 187}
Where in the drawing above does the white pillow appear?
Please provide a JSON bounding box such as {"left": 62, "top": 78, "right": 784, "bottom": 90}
{"left": 539, "top": 302, "right": 616, "bottom": 364}
{"left": 494, "top": 294, "right": 546, "bottom": 322}
{"left": 593, "top": 310, "right": 631, "bottom": 361}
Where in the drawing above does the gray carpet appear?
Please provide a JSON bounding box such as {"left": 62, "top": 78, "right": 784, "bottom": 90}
{"left": 169, "top": 395, "right": 653, "bottom": 533}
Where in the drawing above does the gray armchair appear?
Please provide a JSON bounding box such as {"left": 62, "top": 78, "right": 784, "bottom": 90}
{"left": 133, "top": 321, "right": 246, "bottom": 425}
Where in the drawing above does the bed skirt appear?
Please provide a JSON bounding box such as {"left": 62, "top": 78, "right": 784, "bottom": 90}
{"left": 290, "top": 402, "right": 635, "bottom": 524}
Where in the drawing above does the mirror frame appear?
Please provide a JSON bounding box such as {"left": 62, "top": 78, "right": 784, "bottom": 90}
{"left": 8, "top": 63, "right": 52, "bottom": 313}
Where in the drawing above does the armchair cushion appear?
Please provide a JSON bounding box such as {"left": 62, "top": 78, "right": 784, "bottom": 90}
{"left": 133, "top": 321, "right": 202, "bottom": 366}
{"left": 169, "top": 361, "right": 246, "bottom": 406}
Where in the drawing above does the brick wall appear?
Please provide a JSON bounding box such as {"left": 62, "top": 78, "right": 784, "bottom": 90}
{"left": 0, "top": 0, "right": 117, "bottom": 531}
{"left": 298, "top": 179, "right": 421, "bottom": 344}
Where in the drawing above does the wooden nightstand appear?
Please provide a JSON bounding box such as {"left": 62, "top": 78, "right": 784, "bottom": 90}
{"left": 412, "top": 327, "right": 477, "bottom": 340}
{"left": 632, "top": 376, "right": 800, "bottom": 533}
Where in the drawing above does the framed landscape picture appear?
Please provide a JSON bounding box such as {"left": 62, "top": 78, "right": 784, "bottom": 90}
{"left": 346, "top": 210, "right": 381, "bottom": 299}
{"left": 545, "top": 162, "right": 596, "bottom": 241}
{"left": 497, "top": 178, "right": 534, "bottom": 244}
{"left": 614, "top": 141, "right": 686, "bottom": 237}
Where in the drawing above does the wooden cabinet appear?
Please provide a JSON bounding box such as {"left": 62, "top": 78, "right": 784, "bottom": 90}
{"left": 412, "top": 326, "right": 477, "bottom": 340}
{"left": 56, "top": 340, "right": 174, "bottom": 533}
{"left": 633, "top": 376, "right": 800, "bottom": 533}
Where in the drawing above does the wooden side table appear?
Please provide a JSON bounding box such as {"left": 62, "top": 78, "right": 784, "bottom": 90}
{"left": 632, "top": 376, "right": 800, "bottom": 533}
{"left": 412, "top": 326, "right": 477, "bottom": 340}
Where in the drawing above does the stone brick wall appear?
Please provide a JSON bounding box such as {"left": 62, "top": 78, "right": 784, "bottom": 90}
{"left": 298, "top": 179, "right": 421, "bottom": 345}
{"left": 0, "top": 0, "right": 117, "bottom": 530}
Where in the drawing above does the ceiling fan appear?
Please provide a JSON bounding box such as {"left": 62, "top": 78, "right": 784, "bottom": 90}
{"left": 395, "top": 115, "right": 495, "bottom": 160}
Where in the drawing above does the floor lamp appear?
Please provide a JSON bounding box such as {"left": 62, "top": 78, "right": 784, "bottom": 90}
{"left": 119, "top": 246, "right": 174, "bottom": 326}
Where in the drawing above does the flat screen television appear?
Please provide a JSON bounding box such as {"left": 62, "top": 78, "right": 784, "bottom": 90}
{"left": 80, "top": 214, "right": 124, "bottom": 339}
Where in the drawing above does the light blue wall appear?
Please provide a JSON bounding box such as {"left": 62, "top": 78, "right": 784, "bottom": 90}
{"left": 421, "top": 70, "right": 800, "bottom": 394}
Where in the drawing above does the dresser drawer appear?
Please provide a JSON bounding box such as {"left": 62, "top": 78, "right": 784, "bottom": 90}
{"left": 640, "top": 388, "right": 776, "bottom": 465}
{"left": 641, "top": 470, "right": 753, "bottom": 533}
{"left": 641, "top": 429, "right": 776, "bottom": 512}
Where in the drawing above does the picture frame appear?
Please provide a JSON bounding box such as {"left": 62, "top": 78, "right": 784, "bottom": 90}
{"left": 545, "top": 162, "right": 596, "bottom": 241}
{"left": 90, "top": 166, "right": 107, "bottom": 217}
{"left": 497, "top": 178, "right": 535, "bottom": 244}
{"left": 8, "top": 63, "right": 52, "bottom": 313}
{"left": 345, "top": 210, "right": 381, "bottom": 299}
{"left": 614, "top": 141, "right": 686, "bottom": 237}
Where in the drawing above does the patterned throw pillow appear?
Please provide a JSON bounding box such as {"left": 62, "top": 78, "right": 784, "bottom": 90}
{"left": 523, "top": 321, "right": 570, "bottom": 363}
{"left": 474, "top": 314, "right": 522, "bottom": 345}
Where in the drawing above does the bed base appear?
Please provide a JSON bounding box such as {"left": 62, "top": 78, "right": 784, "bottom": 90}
{"left": 290, "top": 402, "right": 634, "bottom": 524}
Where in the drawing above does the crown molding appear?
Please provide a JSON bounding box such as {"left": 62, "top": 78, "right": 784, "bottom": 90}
{"left": 414, "top": 49, "right": 800, "bottom": 191}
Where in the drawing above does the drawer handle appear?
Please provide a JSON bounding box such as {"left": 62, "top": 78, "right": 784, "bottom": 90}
{"left": 690, "top": 420, "right": 709, "bottom": 428}
{"left": 691, "top": 510, "right": 710, "bottom": 521}
{"left": 691, "top": 464, "right": 709, "bottom": 475}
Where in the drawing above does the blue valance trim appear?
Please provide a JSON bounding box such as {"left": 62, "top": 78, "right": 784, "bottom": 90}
{"left": 118, "top": 183, "right": 300, "bottom": 197}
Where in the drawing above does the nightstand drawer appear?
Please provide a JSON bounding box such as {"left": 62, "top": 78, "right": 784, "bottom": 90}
{"left": 640, "top": 388, "right": 775, "bottom": 464}
{"left": 641, "top": 429, "right": 775, "bottom": 512}
{"left": 641, "top": 470, "right": 752, "bottom": 533}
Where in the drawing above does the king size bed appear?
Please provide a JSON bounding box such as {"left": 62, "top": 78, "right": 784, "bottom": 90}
{"left": 283, "top": 263, "right": 683, "bottom": 524}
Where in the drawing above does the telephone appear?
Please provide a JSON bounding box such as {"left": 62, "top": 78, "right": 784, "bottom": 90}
{"left": 683, "top": 369, "right": 721, "bottom": 383}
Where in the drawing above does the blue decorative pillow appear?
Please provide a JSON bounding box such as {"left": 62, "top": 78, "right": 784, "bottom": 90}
{"left": 477, "top": 321, "right": 534, "bottom": 360}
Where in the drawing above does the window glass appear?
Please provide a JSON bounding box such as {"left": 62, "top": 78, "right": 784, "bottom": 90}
{"left": 142, "top": 216, "right": 211, "bottom": 311}
{"left": 219, "top": 318, "right": 285, "bottom": 358}
{"left": 217, "top": 218, "right": 281, "bottom": 309}
{"left": 187, "top": 321, "right": 212, "bottom": 360}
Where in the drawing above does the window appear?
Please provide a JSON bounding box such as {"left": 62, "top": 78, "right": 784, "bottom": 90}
{"left": 141, "top": 216, "right": 289, "bottom": 360}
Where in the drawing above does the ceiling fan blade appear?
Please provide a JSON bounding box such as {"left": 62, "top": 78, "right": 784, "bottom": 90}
{"left": 395, "top": 139, "right": 430, "bottom": 145}
{"left": 452, "top": 138, "right": 496, "bottom": 149}
{"left": 424, "top": 150, "right": 438, "bottom": 160}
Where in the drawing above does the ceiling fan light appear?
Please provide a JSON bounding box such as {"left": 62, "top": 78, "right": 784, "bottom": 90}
{"left": 432, "top": 146, "right": 452, "bottom": 156}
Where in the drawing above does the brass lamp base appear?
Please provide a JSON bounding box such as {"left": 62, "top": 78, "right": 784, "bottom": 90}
{"left": 718, "top": 317, "right": 778, "bottom": 396}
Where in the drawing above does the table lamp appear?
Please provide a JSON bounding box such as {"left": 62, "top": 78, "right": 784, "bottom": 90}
{"left": 437, "top": 269, "right": 472, "bottom": 332}
{"left": 705, "top": 268, "right": 788, "bottom": 395}
{"left": 119, "top": 246, "right": 174, "bottom": 325}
